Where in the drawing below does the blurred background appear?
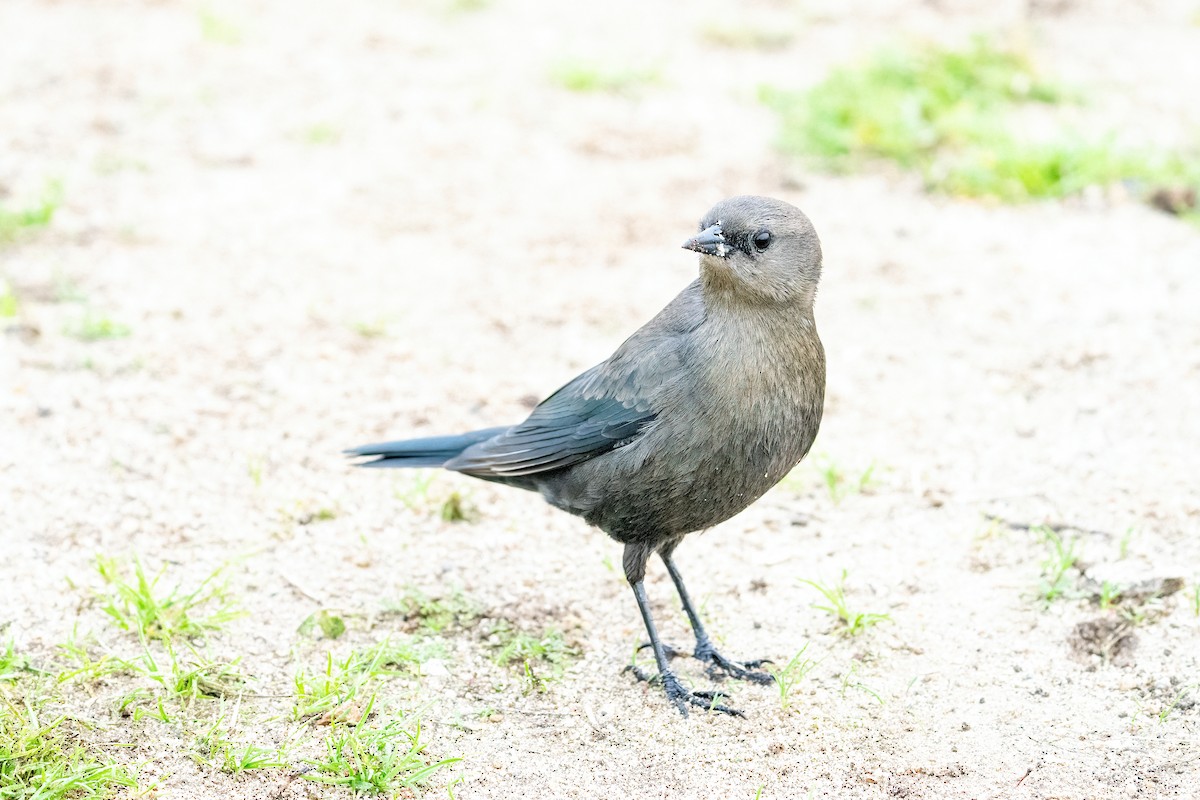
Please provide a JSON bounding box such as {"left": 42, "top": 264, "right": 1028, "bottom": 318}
{"left": 2, "top": 0, "right": 1199, "bottom": 798}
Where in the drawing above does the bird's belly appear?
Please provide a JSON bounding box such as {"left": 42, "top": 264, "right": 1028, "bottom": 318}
{"left": 543, "top": 409, "right": 819, "bottom": 544}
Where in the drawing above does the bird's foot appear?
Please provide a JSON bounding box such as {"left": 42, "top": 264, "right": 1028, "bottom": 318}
{"left": 625, "top": 664, "right": 743, "bottom": 717}
{"left": 635, "top": 640, "right": 774, "bottom": 684}
{"left": 694, "top": 641, "right": 774, "bottom": 685}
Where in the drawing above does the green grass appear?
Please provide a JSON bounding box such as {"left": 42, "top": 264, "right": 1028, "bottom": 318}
{"left": 0, "top": 181, "right": 61, "bottom": 245}
{"left": 392, "top": 474, "right": 479, "bottom": 522}
{"left": 840, "top": 660, "right": 885, "bottom": 705}
{"left": 292, "top": 638, "right": 443, "bottom": 720}
{"left": 1158, "top": 684, "right": 1197, "bottom": 724}
{"left": 0, "top": 642, "right": 36, "bottom": 682}
{"left": 1191, "top": 583, "right": 1200, "bottom": 617}
{"left": 384, "top": 587, "right": 478, "bottom": 634}
{"left": 800, "top": 570, "right": 890, "bottom": 635}
{"left": 198, "top": 8, "right": 243, "bottom": 44}
{"left": 0, "top": 687, "right": 138, "bottom": 799}
{"left": 64, "top": 312, "right": 131, "bottom": 342}
{"left": 1118, "top": 526, "right": 1137, "bottom": 559}
{"left": 769, "top": 643, "right": 818, "bottom": 712}
{"left": 490, "top": 625, "right": 578, "bottom": 693}
{"left": 762, "top": 37, "right": 1058, "bottom": 169}
{"left": 815, "top": 457, "right": 877, "bottom": 504}
{"left": 1098, "top": 580, "right": 1120, "bottom": 610}
{"left": 439, "top": 490, "right": 476, "bottom": 522}
{"left": 938, "top": 138, "right": 1196, "bottom": 203}
{"left": 297, "top": 609, "right": 347, "bottom": 640}
{"left": 549, "top": 58, "right": 660, "bottom": 94}
{"left": 301, "top": 122, "right": 342, "bottom": 145}
{"left": 761, "top": 36, "right": 1200, "bottom": 207}
{"left": 189, "top": 706, "right": 288, "bottom": 774}
{"left": 0, "top": 279, "right": 19, "bottom": 318}
{"left": 94, "top": 555, "right": 243, "bottom": 643}
{"left": 1035, "top": 526, "right": 1079, "bottom": 604}
{"left": 293, "top": 651, "right": 373, "bottom": 721}
{"left": 303, "top": 703, "right": 459, "bottom": 794}
{"left": 351, "top": 318, "right": 389, "bottom": 338}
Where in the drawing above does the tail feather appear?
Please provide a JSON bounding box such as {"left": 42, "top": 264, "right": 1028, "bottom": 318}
{"left": 346, "top": 427, "right": 509, "bottom": 468}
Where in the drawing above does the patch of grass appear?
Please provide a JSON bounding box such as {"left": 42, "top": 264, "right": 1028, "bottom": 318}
{"left": 292, "top": 638, "right": 441, "bottom": 720}
{"left": 303, "top": 704, "right": 459, "bottom": 794}
{"left": 293, "top": 652, "right": 372, "bottom": 721}
{"left": 94, "top": 555, "right": 243, "bottom": 642}
{"left": 490, "top": 624, "right": 578, "bottom": 693}
{"left": 64, "top": 311, "right": 131, "bottom": 342}
{"left": 198, "top": 8, "right": 243, "bottom": 44}
{"left": 394, "top": 472, "right": 437, "bottom": 511}
{"left": 1098, "top": 580, "right": 1120, "bottom": 610}
{"left": 548, "top": 58, "right": 660, "bottom": 94}
{"left": 302, "top": 123, "right": 342, "bottom": 145}
{"left": 0, "top": 642, "right": 37, "bottom": 682}
{"left": 247, "top": 454, "right": 266, "bottom": 487}
{"left": 392, "top": 473, "right": 478, "bottom": 521}
{"left": 937, "top": 137, "right": 1190, "bottom": 202}
{"left": 298, "top": 609, "right": 347, "bottom": 641}
{"left": 840, "top": 660, "right": 884, "bottom": 704}
{"left": 1158, "top": 684, "right": 1197, "bottom": 724}
{"left": 762, "top": 36, "right": 1200, "bottom": 206}
{"left": 384, "top": 587, "right": 478, "bottom": 634}
{"left": 800, "top": 570, "right": 890, "bottom": 636}
{"left": 0, "top": 688, "right": 138, "bottom": 799}
{"left": 769, "top": 642, "right": 818, "bottom": 712}
{"left": 439, "top": 490, "right": 476, "bottom": 522}
{"left": 1191, "top": 583, "right": 1199, "bottom": 617}
{"left": 279, "top": 499, "right": 339, "bottom": 527}
{"left": 166, "top": 651, "right": 248, "bottom": 701}
{"left": 351, "top": 318, "right": 389, "bottom": 338}
{"left": 699, "top": 23, "right": 795, "bottom": 51}
{"left": 1035, "top": 526, "right": 1080, "bottom": 604}
{"left": 0, "top": 279, "right": 19, "bottom": 318}
{"left": 99, "top": 637, "right": 248, "bottom": 714}
{"left": 762, "top": 37, "right": 1058, "bottom": 169}
{"left": 1118, "top": 526, "right": 1137, "bottom": 559}
{"left": 815, "top": 457, "right": 877, "bottom": 504}
{"left": 190, "top": 706, "right": 288, "bottom": 774}
{"left": 0, "top": 180, "right": 62, "bottom": 244}
{"left": 54, "top": 629, "right": 128, "bottom": 684}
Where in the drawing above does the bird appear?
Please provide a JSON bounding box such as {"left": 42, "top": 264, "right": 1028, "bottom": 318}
{"left": 347, "top": 195, "right": 826, "bottom": 716}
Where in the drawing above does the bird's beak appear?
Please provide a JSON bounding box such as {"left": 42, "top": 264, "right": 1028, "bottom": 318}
{"left": 682, "top": 223, "right": 729, "bottom": 258}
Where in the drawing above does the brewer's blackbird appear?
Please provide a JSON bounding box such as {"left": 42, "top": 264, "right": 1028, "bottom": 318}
{"left": 347, "top": 195, "right": 825, "bottom": 716}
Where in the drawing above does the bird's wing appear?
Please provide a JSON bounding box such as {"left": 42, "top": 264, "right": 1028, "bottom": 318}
{"left": 446, "top": 281, "right": 708, "bottom": 479}
{"left": 443, "top": 366, "right": 658, "bottom": 478}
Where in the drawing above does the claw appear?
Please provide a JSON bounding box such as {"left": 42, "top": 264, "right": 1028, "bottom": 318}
{"left": 624, "top": 665, "right": 745, "bottom": 716}
{"left": 693, "top": 642, "right": 775, "bottom": 684}
{"left": 637, "top": 641, "right": 775, "bottom": 684}
{"left": 636, "top": 640, "right": 685, "bottom": 660}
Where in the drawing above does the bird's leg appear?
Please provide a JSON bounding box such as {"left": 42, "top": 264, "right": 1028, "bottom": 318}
{"left": 621, "top": 543, "right": 741, "bottom": 716}
{"left": 627, "top": 581, "right": 742, "bottom": 717}
{"left": 660, "top": 551, "right": 774, "bottom": 685}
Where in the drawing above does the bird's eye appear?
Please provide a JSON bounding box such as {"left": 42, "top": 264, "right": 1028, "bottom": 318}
{"left": 752, "top": 231, "right": 772, "bottom": 251}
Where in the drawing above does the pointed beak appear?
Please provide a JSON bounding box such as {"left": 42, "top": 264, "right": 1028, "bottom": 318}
{"left": 682, "top": 223, "right": 729, "bottom": 257}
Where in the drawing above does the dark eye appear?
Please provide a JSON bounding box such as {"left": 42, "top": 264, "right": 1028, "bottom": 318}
{"left": 752, "top": 230, "right": 772, "bottom": 251}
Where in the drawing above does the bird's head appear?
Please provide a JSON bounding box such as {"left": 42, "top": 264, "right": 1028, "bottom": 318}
{"left": 683, "top": 196, "right": 822, "bottom": 308}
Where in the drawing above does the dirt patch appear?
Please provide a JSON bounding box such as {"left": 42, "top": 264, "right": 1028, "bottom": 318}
{"left": 1070, "top": 617, "right": 1138, "bottom": 667}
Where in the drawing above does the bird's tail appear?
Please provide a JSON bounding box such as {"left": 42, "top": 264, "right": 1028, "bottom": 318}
{"left": 345, "top": 427, "right": 508, "bottom": 468}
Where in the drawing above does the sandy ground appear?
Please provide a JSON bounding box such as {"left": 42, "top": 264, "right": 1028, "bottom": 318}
{"left": 3, "top": 0, "right": 1200, "bottom": 798}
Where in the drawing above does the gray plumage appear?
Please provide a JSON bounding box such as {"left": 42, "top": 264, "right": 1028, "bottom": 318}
{"left": 348, "top": 195, "right": 826, "bottom": 715}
